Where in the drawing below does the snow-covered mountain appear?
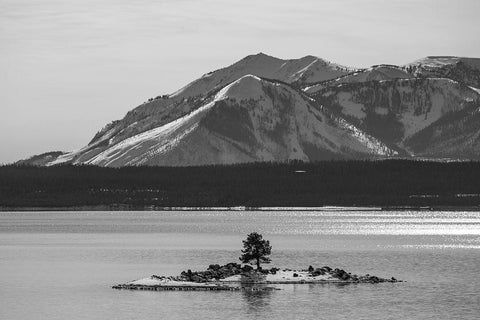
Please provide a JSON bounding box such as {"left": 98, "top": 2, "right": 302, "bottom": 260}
{"left": 80, "top": 53, "right": 352, "bottom": 151}
{"left": 47, "top": 75, "right": 394, "bottom": 167}
{"left": 311, "top": 78, "right": 479, "bottom": 153}
{"left": 19, "top": 54, "right": 480, "bottom": 166}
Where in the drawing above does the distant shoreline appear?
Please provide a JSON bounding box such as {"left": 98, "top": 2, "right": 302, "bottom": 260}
{"left": 1, "top": 205, "right": 479, "bottom": 212}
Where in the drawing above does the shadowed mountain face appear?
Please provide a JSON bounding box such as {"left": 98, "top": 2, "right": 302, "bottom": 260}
{"left": 19, "top": 54, "right": 480, "bottom": 166}
{"left": 405, "top": 102, "right": 480, "bottom": 159}
{"left": 311, "top": 78, "right": 479, "bottom": 154}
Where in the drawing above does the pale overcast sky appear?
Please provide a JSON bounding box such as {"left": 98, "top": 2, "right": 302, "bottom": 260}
{"left": 1, "top": 0, "right": 479, "bottom": 163}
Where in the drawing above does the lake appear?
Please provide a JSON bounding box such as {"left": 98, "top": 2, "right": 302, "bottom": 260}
{"left": 0, "top": 210, "right": 479, "bottom": 319}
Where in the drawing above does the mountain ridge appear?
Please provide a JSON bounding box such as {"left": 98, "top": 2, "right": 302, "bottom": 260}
{"left": 18, "top": 54, "right": 480, "bottom": 166}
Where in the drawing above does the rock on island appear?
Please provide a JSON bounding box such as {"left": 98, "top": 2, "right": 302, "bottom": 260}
{"left": 112, "top": 263, "right": 402, "bottom": 292}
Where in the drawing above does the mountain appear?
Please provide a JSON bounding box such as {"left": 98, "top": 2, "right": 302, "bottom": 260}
{"left": 311, "top": 77, "right": 480, "bottom": 155}
{"left": 407, "top": 56, "right": 480, "bottom": 88}
{"left": 405, "top": 102, "right": 480, "bottom": 159}
{"left": 47, "top": 53, "right": 352, "bottom": 166}
{"left": 305, "top": 56, "right": 480, "bottom": 93}
{"left": 50, "top": 75, "right": 394, "bottom": 167}
{"left": 16, "top": 151, "right": 66, "bottom": 166}
{"left": 170, "top": 53, "right": 353, "bottom": 99}
{"left": 303, "top": 65, "right": 414, "bottom": 94}
{"left": 19, "top": 54, "right": 480, "bottom": 166}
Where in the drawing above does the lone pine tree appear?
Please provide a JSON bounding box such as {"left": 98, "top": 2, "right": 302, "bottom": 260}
{"left": 239, "top": 232, "right": 272, "bottom": 270}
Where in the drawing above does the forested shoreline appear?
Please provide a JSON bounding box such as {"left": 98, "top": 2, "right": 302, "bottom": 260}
{"left": 1, "top": 160, "right": 480, "bottom": 209}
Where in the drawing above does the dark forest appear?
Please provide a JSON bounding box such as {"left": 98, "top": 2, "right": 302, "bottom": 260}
{"left": 1, "top": 160, "right": 480, "bottom": 210}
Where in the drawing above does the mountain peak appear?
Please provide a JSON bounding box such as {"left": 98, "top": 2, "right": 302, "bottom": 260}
{"left": 169, "top": 53, "right": 351, "bottom": 99}
{"left": 242, "top": 52, "right": 279, "bottom": 61}
{"left": 22, "top": 52, "right": 480, "bottom": 167}
{"left": 236, "top": 53, "right": 283, "bottom": 67}
{"left": 215, "top": 74, "right": 264, "bottom": 101}
{"left": 255, "top": 52, "right": 269, "bottom": 57}
{"left": 300, "top": 55, "right": 317, "bottom": 60}
{"left": 426, "top": 55, "right": 458, "bottom": 59}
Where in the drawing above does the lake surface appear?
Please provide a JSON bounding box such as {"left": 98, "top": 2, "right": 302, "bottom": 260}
{"left": 1, "top": 210, "right": 479, "bottom": 320}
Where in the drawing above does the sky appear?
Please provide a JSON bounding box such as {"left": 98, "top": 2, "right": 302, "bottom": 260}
{"left": 1, "top": 0, "right": 479, "bottom": 164}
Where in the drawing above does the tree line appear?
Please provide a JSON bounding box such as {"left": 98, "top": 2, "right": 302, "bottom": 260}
{"left": 1, "top": 160, "right": 480, "bottom": 209}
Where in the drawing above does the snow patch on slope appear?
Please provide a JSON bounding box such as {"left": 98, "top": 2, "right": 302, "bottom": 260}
{"left": 83, "top": 110, "right": 204, "bottom": 166}
{"left": 318, "top": 78, "right": 477, "bottom": 142}
{"left": 78, "top": 77, "right": 264, "bottom": 166}
{"left": 316, "top": 104, "right": 397, "bottom": 157}
{"left": 469, "top": 86, "right": 480, "bottom": 94}
{"left": 290, "top": 58, "right": 320, "bottom": 81}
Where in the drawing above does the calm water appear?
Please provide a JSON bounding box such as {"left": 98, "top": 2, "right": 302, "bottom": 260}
{"left": 0, "top": 210, "right": 479, "bottom": 320}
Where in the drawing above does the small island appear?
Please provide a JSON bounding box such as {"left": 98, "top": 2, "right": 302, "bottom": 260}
{"left": 113, "top": 232, "right": 402, "bottom": 292}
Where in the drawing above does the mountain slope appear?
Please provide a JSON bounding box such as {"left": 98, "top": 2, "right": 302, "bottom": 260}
{"left": 405, "top": 102, "right": 480, "bottom": 159}
{"left": 170, "top": 53, "right": 352, "bottom": 99}
{"left": 310, "top": 78, "right": 480, "bottom": 154}
{"left": 50, "top": 76, "right": 395, "bottom": 167}
{"left": 17, "top": 53, "right": 480, "bottom": 166}
{"left": 80, "top": 53, "right": 353, "bottom": 151}
{"left": 16, "top": 151, "right": 66, "bottom": 166}
{"left": 304, "top": 65, "right": 413, "bottom": 94}
{"left": 407, "top": 56, "right": 480, "bottom": 88}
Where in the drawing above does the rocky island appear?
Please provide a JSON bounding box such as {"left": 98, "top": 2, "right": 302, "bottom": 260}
{"left": 113, "top": 233, "right": 402, "bottom": 292}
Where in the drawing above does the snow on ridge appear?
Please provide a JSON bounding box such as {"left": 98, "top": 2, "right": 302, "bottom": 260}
{"left": 49, "top": 75, "right": 265, "bottom": 166}
{"left": 304, "top": 76, "right": 461, "bottom": 94}
{"left": 318, "top": 104, "right": 397, "bottom": 157}
{"left": 125, "top": 123, "right": 200, "bottom": 166}
{"left": 469, "top": 86, "right": 480, "bottom": 94}
{"left": 290, "top": 58, "right": 319, "bottom": 81}
{"left": 84, "top": 99, "right": 218, "bottom": 166}
{"left": 47, "top": 152, "right": 75, "bottom": 166}
{"left": 80, "top": 77, "right": 263, "bottom": 166}
{"left": 47, "top": 136, "right": 108, "bottom": 166}
{"left": 337, "top": 117, "right": 397, "bottom": 156}
{"left": 214, "top": 74, "right": 263, "bottom": 101}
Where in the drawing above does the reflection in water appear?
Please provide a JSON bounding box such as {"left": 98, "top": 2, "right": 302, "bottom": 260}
{"left": 242, "top": 286, "right": 273, "bottom": 315}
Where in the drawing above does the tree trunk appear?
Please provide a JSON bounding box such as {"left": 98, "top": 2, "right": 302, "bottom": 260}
{"left": 256, "top": 258, "right": 260, "bottom": 270}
